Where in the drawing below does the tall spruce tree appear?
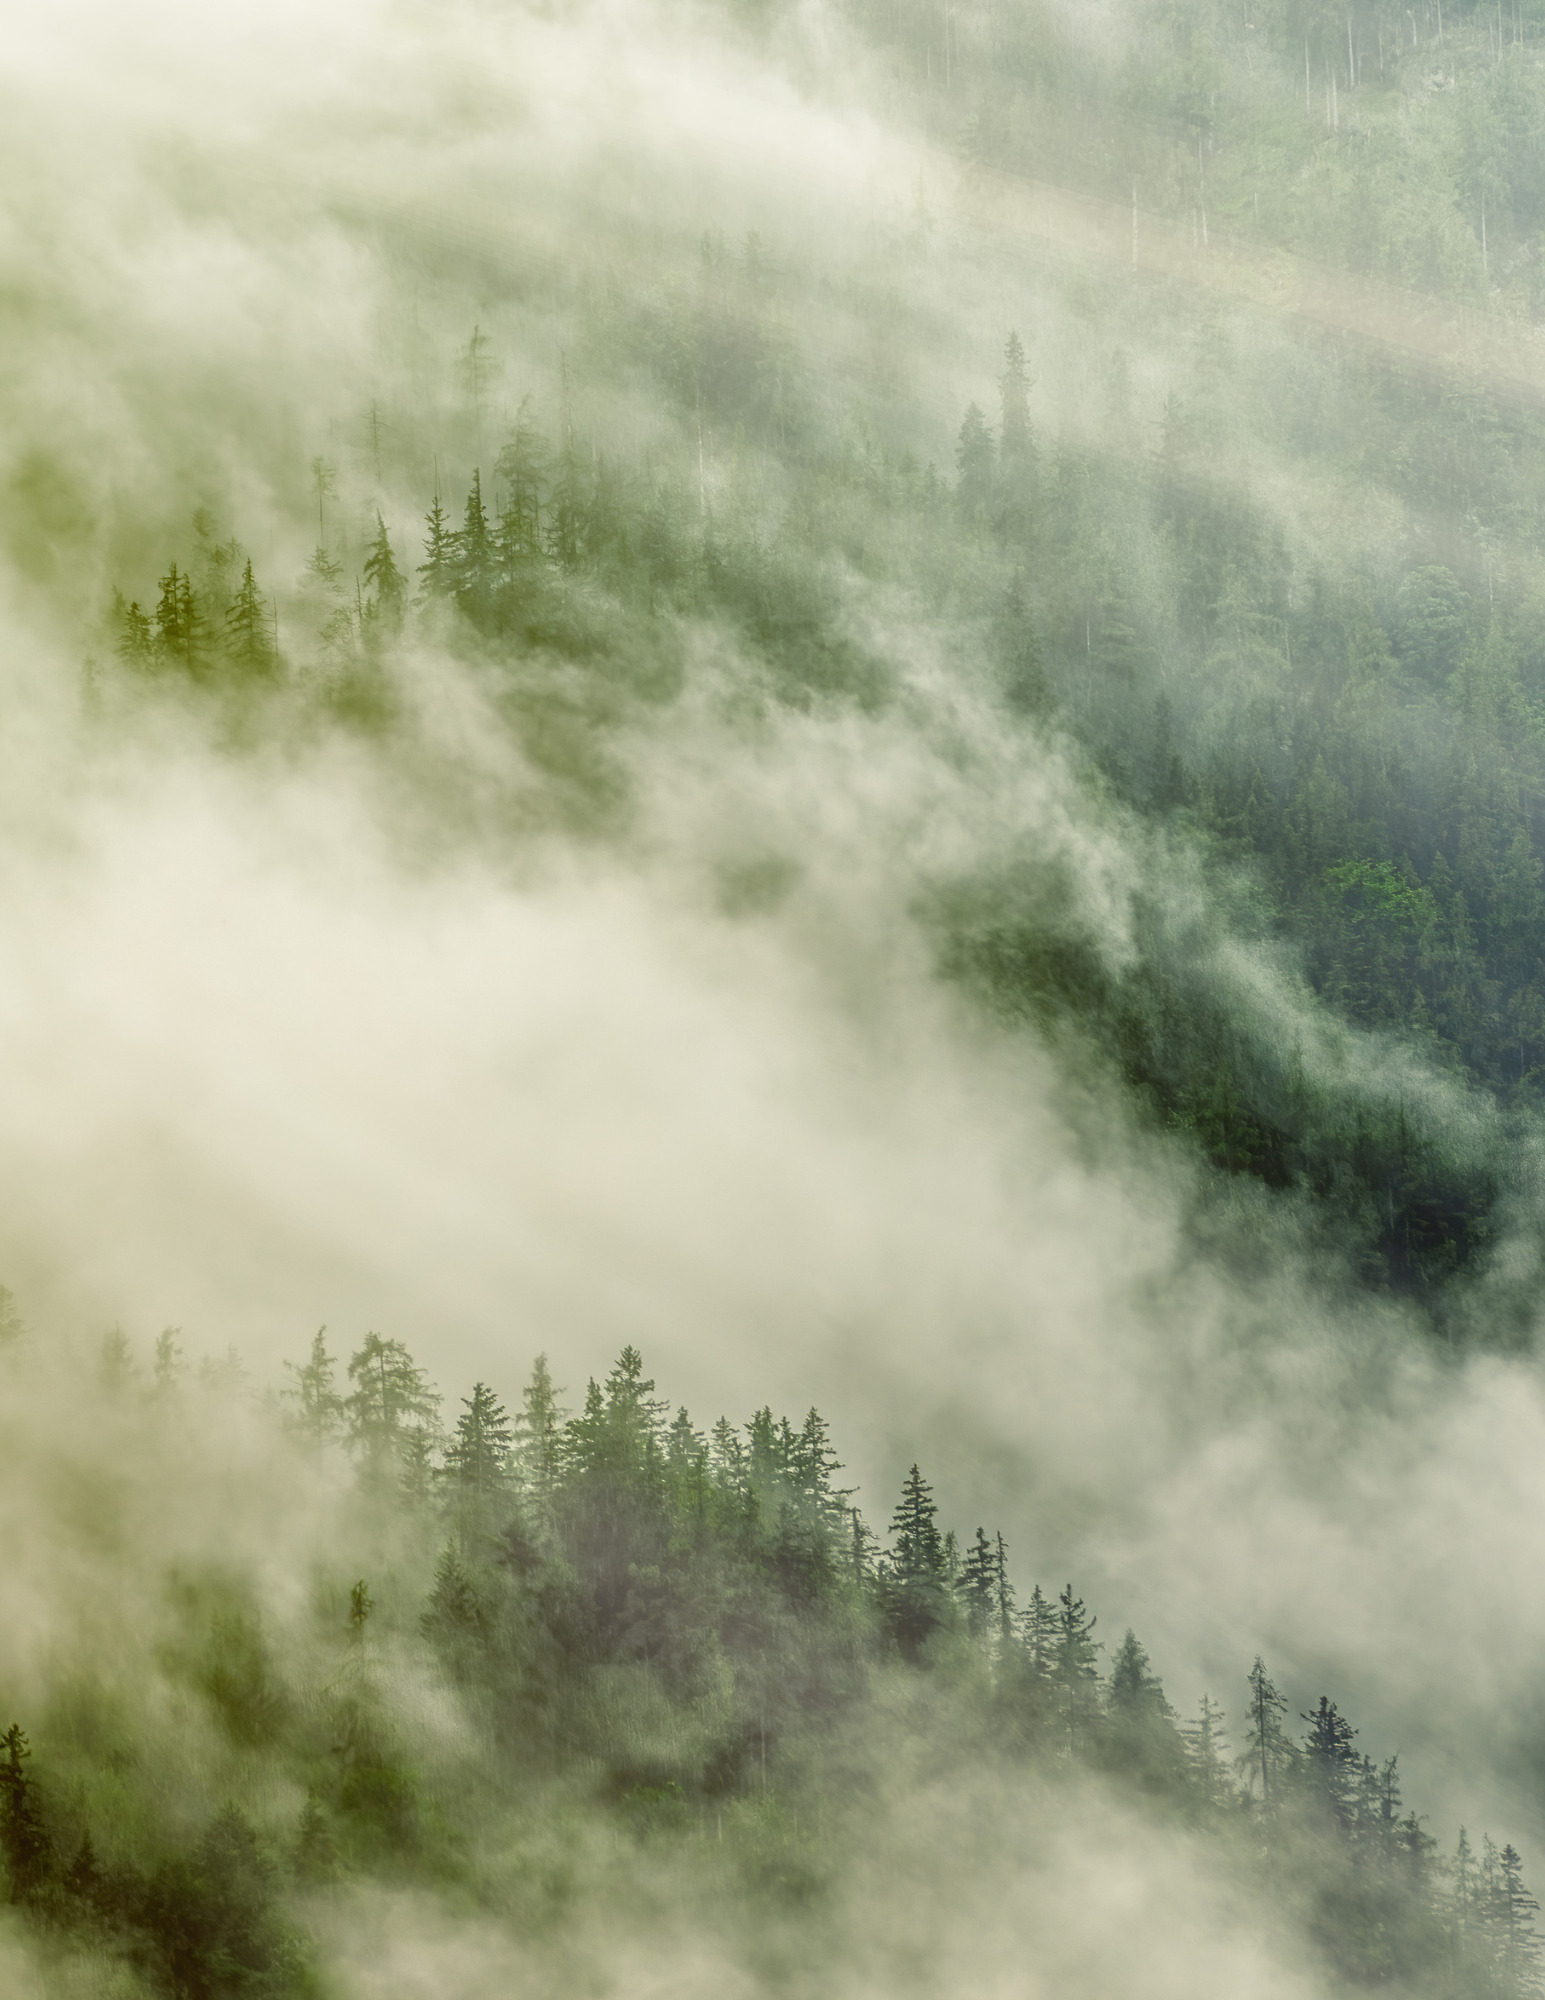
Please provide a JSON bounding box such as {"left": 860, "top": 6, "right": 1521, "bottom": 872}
{"left": 1240, "top": 1657, "right": 1293, "bottom": 1809}
{"left": 0, "top": 1725, "right": 53, "bottom": 1905}
{"left": 283, "top": 1328, "right": 344, "bottom": 1447}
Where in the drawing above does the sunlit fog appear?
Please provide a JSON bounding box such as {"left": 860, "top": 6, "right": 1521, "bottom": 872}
{"left": 4, "top": 0, "right": 1545, "bottom": 1993}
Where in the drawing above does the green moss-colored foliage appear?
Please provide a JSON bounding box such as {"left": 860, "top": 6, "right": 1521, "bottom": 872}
{"left": 5, "top": 1326, "right": 1542, "bottom": 1996}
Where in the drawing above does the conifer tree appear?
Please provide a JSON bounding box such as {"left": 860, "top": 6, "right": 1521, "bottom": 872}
{"left": 116, "top": 596, "right": 153, "bottom": 667}
{"left": 153, "top": 561, "right": 206, "bottom": 673}
{"left": 152, "top": 1327, "right": 184, "bottom": 1401}
{"left": 515, "top": 1353, "right": 565, "bottom": 1514}
{"left": 956, "top": 1527, "right": 1000, "bottom": 1642}
{"left": 1302, "top": 1695, "right": 1360, "bottom": 1832}
{"left": 1021, "top": 1585, "right": 1058, "bottom": 1678}
{"left": 362, "top": 513, "right": 406, "bottom": 633}
{"left": 997, "top": 330, "right": 1035, "bottom": 541}
{"left": 1052, "top": 1584, "right": 1102, "bottom": 1753}
{"left": 1240, "top": 1657, "right": 1293, "bottom": 1809}
{"left": 454, "top": 469, "right": 495, "bottom": 623}
{"left": 1107, "top": 1630, "right": 1173, "bottom": 1718}
{"left": 0, "top": 1725, "right": 53, "bottom": 1904}
{"left": 883, "top": 1466, "right": 950, "bottom": 1657}
{"left": 442, "top": 1381, "right": 515, "bottom": 1535}
{"left": 224, "top": 559, "right": 274, "bottom": 676}
{"left": 494, "top": 396, "right": 546, "bottom": 569}
{"left": 345, "top": 1333, "right": 439, "bottom": 1481}
{"left": 889, "top": 1465, "right": 944, "bottom": 1581}
{"left": 1495, "top": 1844, "right": 1542, "bottom": 1995}
{"left": 792, "top": 1407, "right": 853, "bottom": 1534}
{"left": 1182, "top": 1695, "right": 1233, "bottom": 1809}
{"left": 418, "top": 490, "right": 458, "bottom": 603}
{"left": 283, "top": 1328, "right": 344, "bottom": 1447}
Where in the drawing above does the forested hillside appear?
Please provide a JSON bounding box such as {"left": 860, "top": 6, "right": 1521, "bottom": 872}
{"left": 9, "top": 0, "right": 1545, "bottom": 1993}
{"left": 3, "top": 1321, "right": 1540, "bottom": 1999}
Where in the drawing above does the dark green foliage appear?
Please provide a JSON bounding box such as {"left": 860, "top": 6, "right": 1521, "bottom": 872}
{"left": 224, "top": 560, "right": 275, "bottom": 677}
{"left": 345, "top": 1333, "right": 439, "bottom": 1483}
{"left": 1, "top": 1725, "right": 55, "bottom": 1904}
{"left": 281, "top": 1328, "right": 343, "bottom": 1448}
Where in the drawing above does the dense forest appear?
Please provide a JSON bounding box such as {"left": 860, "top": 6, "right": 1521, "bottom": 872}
{"left": 10, "top": 0, "right": 1545, "bottom": 1991}
{"left": 3, "top": 1318, "right": 1540, "bottom": 1999}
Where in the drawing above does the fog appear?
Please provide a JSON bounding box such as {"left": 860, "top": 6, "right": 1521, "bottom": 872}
{"left": 4, "top": 0, "right": 1545, "bottom": 1993}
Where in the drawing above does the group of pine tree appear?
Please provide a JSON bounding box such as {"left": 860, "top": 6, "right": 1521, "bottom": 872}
{"left": 2, "top": 1318, "right": 1541, "bottom": 1997}
{"left": 101, "top": 188, "right": 1545, "bottom": 1331}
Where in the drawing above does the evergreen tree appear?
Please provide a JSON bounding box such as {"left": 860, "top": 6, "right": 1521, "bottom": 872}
{"left": 152, "top": 561, "right": 206, "bottom": 673}
{"left": 152, "top": 1327, "right": 184, "bottom": 1401}
{"left": 1240, "top": 1657, "right": 1293, "bottom": 1809}
{"left": 1182, "top": 1695, "right": 1233, "bottom": 1809}
{"left": 1052, "top": 1584, "right": 1102, "bottom": 1753}
{"left": 362, "top": 514, "right": 406, "bottom": 633}
{"left": 494, "top": 396, "right": 546, "bottom": 568}
{"left": 956, "top": 1527, "right": 1000, "bottom": 1643}
{"left": 1495, "top": 1844, "right": 1543, "bottom": 1995}
{"left": 997, "top": 330, "right": 1035, "bottom": 541}
{"left": 454, "top": 469, "right": 495, "bottom": 623}
{"left": 116, "top": 596, "right": 153, "bottom": 667}
{"left": 515, "top": 1353, "right": 565, "bottom": 1515}
{"left": 345, "top": 1333, "right": 439, "bottom": 1481}
{"left": 883, "top": 1465, "right": 950, "bottom": 1657}
{"left": 224, "top": 559, "right": 274, "bottom": 676}
{"left": 1302, "top": 1695, "right": 1360, "bottom": 1833}
{"left": 282, "top": 1328, "right": 345, "bottom": 1447}
{"left": 417, "top": 490, "right": 459, "bottom": 603}
{"left": 1021, "top": 1585, "right": 1058, "bottom": 1678}
{"left": 442, "top": 1381, "right": 515, "bottom": 1535}
{"left": 0, "top": 1725, "right": 53, "bottom": 1904}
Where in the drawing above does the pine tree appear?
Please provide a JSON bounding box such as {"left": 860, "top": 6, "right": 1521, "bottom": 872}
{"left": 0, "top": 1725, "right": 53, "bottom": 1904}
{"left": 116, "top": 596, "right": 153, "bottom": 667}
{"left": 292, "top": 1795, "right": 337, "bottom": 1887}
{"left": 956, "top": 1527, "right": 1000, "bottom": 1642}
{"left": 889, "top": 1465, "right": 944, "bottom": 1582}
{"left": 362, "top": 513, "right": 406, "bottom": 633}
{"left": 420, "top": 1542, "right": 487, "bottom": 1661}
{"left": 152, "top": 1327, "right": 184, "bottom": 1400}
{"left": 399, "top": 1424, "right": 437, "bottom": 1505}
{"left": 515, "top": 1353, "right": 565, "bottom": 1516}
{"left": 791, "top": 1407, "right": 853, "bottom": 1534}
{"left": 1496, "top": 1844, "right": 1542, "bottom": 1995}
{"left": 98, "top": 1327, "right": 135, "bottom": 1396}
{"left": 1240, "top": 1657, "right": 1293, "bottom": 1810}
{"left": 442, "top": 1381, "right": 515, "bottom": 1534}
{"left": 665, "top": 1406, "right": 708, "bottom": 1526}
{"left": 1182, "top": 1695, "right": 1233, "bottom": 1809}
{"left": 224, "top": 559, "right": 274, "bottom": 676}
{"left": 344, "top": 1333, "right": 439, "bottom": 1481}
{"left": 454, "top": 469, "right": 495, "bottom": 623}
{"left": 417, "top": 490, "right": 459, "bottom": 603}
{"left": 1052, "top": 1584, "right": 1102, "bottom": 1753}
{"left": 153, "top": 562, "right": 206, "bottom": 673}
{"left": 282, "top": 1328, "right": 345, "bottom": 1448}
{"left": 1302, "top": 1695, "right": 1360, "bottom": 1833}
{"left": 993, "top": 1532, "right": 1016, "bottom": 1650}
{"left": 997, "top": 330, "right": 1035, "bottom": 542}
{"left": 1021, "top": 1585, "right": 1058, "bottom": 1678}
{"left": 494, "top": 396, "right": 547, "bottom": 570}
{"left": 1107, "top": 1630, "right": 1173, "bottom": 1718}
{"left": 883, "top": 1466, "right": 950, "bottom": 1658}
